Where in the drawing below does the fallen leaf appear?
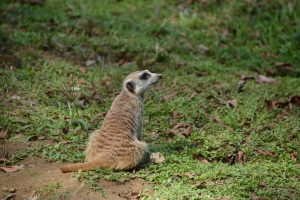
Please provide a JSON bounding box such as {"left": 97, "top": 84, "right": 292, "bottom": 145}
{"left": 257, "top": 150, "right": 276, "bottom": 157}
{"left": 195, "top": 156, "right": 209, "bottom": 164}
{"left": 266, "top": 96, "right": 299, "bottom": 111}
{"left": 150, "top": 152, "right": 165, "bottom": 164}
{"left": 182, "top": 125, "right": 193, "bottom": 138}
{"left": 77, "top": 79, "right": 87, "bottom": 86}
{"left": 170, "top": 111, "right": 182, "bottom": 120}
{"left": 0, "top": 165, "right": 24, "bottom": 173}
{"left": 291, "top": 151, "right": 297, "bottom": 161}
{"left": 290, "top": 96, "right": 300, "bottom": 107}
{"left": 168, "top": 129, "right": 179, "bottom": 137}
{"left": 200, "top": 159, "right": 209, "bottom": 164}
{"left": 0, "top": 131, "right": 8, "bottom": 139}
{"left": 265, "top": 100, "right": 279, "bottom": 111}
{"left": 174, "top": 122, "right": 188, "bottom": 129}
{"left": 60, "top": 140, "right": 71, "bottom": 145}
{"left": 38, "top": 135, "right": 46, "bottom": 140}
{"left": 259, "top": 181, "right": 266, "bottom": 188}
{"left": 227, "top": 99, "right": 237, "bottom": 108}
{"left": 182, "top": 172, "right": 196, "bottom": 179}
{"left": 256, "top": 75, "right": 276, "bottom": 84}
{"left": 237, "top": 151, "right": 244, "bottom": 164}
{"left": 274, "top": 62, "right": 294, "bottom": 74}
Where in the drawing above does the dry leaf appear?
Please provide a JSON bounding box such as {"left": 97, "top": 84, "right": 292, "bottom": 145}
{"left": 291, "top": 151, "right": 297, "bottom": 161}
{"left": 0, "top": 165, "right": 24, "bottom": 173}
{"left": 196, "top": 156, "right": 209, "bottom": 164}
{"left": 38, "top": 135, "right": 46, "bottom": 140}
{"left": 274, "top": 62, "right": 294, "bottom": 73}
{"left": 170, "top": 111, "right": 182, "bottom": 120}
{"left": 200, "top": 159, "right": 209, "bottom": 164}
{"left": 259, "top": 181, "right": 266, "bottom": 188}
{"left": 237, "top": 151, "right": 244, "bottom": 164}
{"left": 183, "top": 172, "right": 196, "bottom": 179}
{"left": 290, "top": 96, "right": 300, "bottom": 107}
{"left": 168, "top": 129, "right": 179, "bottom": 137}
{"left": 150, "top": 152, "right": 165, "bottom": 164}
{"left": 257, "top": 150, "right": 276, "bottom": 157}
{"left": 256, "top": 75, "right": 276, "bottom": 84}
{"left": 265, "top": 100, "right": 279, "bottom": 111}
{"left": 79, "top": 67, "right": 87, "bottom": 73}
{"left": 182, "top": 126, "right": 193, "bottom": 138}
{"left": 0, "top": 131, "right": 8, "bottom": 139}
{"left": 227, "top": 99, "right": 237, "bottom": 108}
{"left": 78, "top": 79, "right": 87, "bottom": 85}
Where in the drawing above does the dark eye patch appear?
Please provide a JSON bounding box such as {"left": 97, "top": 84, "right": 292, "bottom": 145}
{"left": 140, "top": 72, "right": 150, "bottom": 80}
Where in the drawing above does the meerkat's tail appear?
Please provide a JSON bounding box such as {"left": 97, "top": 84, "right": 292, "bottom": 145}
{"left": 60, "top": 161, "right": 104, "bottom": 173}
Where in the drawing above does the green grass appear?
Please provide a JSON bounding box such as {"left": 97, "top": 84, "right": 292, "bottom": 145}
{"left": 1, "top": 0, "right": 300, "bottom": 199}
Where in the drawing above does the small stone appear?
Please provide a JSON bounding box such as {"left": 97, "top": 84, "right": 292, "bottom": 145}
{"left": 150, "top": 152, "right": 165, "bottom": 164}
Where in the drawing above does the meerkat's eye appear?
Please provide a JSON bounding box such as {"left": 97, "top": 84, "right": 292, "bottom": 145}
{"left": 140, "top": 72, "right": 151, "bottom": 80}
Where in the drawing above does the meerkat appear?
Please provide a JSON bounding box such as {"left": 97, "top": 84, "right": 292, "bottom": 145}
{"left": 60, "top": 70, "right": 162, "bottom": 172}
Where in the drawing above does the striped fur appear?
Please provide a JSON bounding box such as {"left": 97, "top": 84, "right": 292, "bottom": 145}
{"left": 60, "top": 70, "right": 161, "bottom": 172}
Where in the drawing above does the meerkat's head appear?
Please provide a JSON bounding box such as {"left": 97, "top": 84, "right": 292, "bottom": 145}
{"left": 123, "top": 70, "right": 162, "bottom": 97}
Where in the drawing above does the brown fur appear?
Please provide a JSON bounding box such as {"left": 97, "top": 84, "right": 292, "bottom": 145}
{"left": 60, "top": 70, "right": 161, "bottom": 172}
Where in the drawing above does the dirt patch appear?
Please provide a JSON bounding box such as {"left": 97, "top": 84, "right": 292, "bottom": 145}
{"left": 0, "top": 142, "right": 146, "bottom": 200}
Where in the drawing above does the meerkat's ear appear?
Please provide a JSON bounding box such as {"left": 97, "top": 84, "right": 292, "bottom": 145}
{"left": 126, "top": 81, "right": 135, "bottom": 93}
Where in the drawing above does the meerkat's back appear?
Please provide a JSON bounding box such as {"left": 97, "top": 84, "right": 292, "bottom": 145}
{"left": 60, "top": 70, "right": 162, "bottom": 172}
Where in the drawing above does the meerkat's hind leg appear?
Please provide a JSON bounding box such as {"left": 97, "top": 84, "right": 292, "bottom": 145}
{"left": 114, "top": 141, "right": 148, "bottom": 170}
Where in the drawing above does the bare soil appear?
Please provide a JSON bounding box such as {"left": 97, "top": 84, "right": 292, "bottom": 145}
{"left": 0, "top": 141, "right": 145, "bottom": 200}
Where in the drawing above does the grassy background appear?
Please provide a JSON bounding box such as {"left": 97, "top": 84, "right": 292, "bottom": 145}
{"left": 0, "top": 0, "right": 299, "bottom": 199}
